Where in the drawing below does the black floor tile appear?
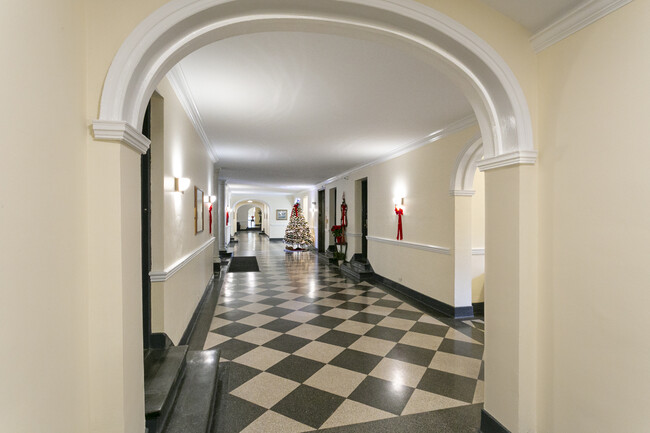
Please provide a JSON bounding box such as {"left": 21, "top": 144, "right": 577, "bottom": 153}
{"left": 266, "top": 355, "right": 326, "bottom": 383}
{"left": 389, "top": 309, "right": 424, "bottom": 321}
{"left": 260, "top": 319, "right": 302, "bottom": 333}
{"left": 328, "top": 293, "right": 356, "bottom": 301}
{"left": 386, "top": 343, "right": 436, "bottom": 367}
{"left": 222, "top": 361, "right": 262, "bottom": 392}
{"left": 214, "top": 322, "right": 256, "bottom": 338}
{"left": 257, "top": 289, "right": 284, "bottom": 297}
{"left": 478, "top": 361, "right": 484, "bottom": 381}
{"left": 272, "top": 385, "right": 345, "bottom": 429}
{"left": 215, "top": 339, "right": 258, "bottom": 361}
{"left": 348, "top": 376, "right": 414, "bottom": 415}
{"left": 217, "top": 310, "right": 254, "bottom": 322}
{"left": 357, "top": 291, "right": 385, "bottom": 298}
{"left": 219, "top": 299, "right": 251, "bottom": 308}
{"left": 437, "top": 339, "right": 484, "bottom": 360}
{"left": 307, "top": 315, "right": 346, "bottom": 329}
{"left": 364, "top": 325, "right": 407, "bottom": 342}
{"left": 317, "top": 403, "right": 482, "bottom": 433}
{"left": 373, "top": 299, "right": 402, "bottom": 308}
{"left": 258, "top": 297, "right": 287, "bottom": 306}
{"left": 417, "top": 369, "right": 478, "bottom": 403}
{"left": 213, "top": 394, "right": 266, "bottom": 433}
{"left": 317, "top": 330, "right": 361, "bottom": 348}
{"left": 410, "top": 321, "right": 449, "bottom": 337}
{"left": 329, "top": 349, "right": 382, "bottom": 374}
{"left": 259, "top": 306, "right": 295, "bottom": 317}
{"left": 294, "top": 295, "right": 323, "bottom": 303}
{"left": 300, "top": 304, "right": 333, "bottom": 314}
{"left": 349, "top": 312, "right": 385, "bottom": 324}
{"left": 337, "top": 302, "right": 368, "bottom": 311}
{"left": 263, "top": 334, "right": 311, "bottom": 353}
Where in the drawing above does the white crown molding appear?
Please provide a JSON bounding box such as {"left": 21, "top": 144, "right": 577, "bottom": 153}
{"left": 92, "top": 120, "right": 151, "bottom": 154}
{"left": 531, "top": 0, "right": 632, "bottom": 53}
{"left": 318, "top": 114, "right": 477, "bottom": 187}
{"left": 367, "top": 235, "right": 450, "bottom": 255}
{"left": 150, "top": 237, "right": 215, "bottom": 282}
{"left": 451, "top": 190, "right": 476, "bottom": 196}
{"left": 477, "top": 150, "right": 538, "bottom": 171}
{"left": 166, "top": 65, "right": 218, "bottom": 163}
{"left": 472, "top": 248, "right": 485, "bottom": 256}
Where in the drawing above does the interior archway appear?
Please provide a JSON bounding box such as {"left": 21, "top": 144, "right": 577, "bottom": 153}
{"left": 93, "top": 0, "right": 535, "bottom": 168}
{"left": 92, "top": 1, "right": 538, "bottom": 431}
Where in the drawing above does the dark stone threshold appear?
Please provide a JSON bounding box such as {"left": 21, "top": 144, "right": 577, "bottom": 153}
{"left": 372, "top": 273, "right": 474, "bottom": 319}
{"left": 179, "top": 272, "right": 226, "bottom": 351}
{"left": 480, "top": 409, "right": 511, "bottom": 433}
{"left": 473, "top": 302, "right": 484, "bottom": 315}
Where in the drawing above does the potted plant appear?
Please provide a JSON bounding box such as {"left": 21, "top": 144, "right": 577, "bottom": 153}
{"left": 330, "top": 225, "right": 344, "bottom": 244}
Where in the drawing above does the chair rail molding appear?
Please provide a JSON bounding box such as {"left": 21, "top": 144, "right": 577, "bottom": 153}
{"left": 150, "top": 237, "right": 215, "bottom": 282}
{"left": 367, "top": 235, "right": 450, "bottom": 255}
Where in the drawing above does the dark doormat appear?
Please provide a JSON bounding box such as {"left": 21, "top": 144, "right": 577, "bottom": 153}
{"left": 228, "top": 256, "right": 260, "bottom": 273}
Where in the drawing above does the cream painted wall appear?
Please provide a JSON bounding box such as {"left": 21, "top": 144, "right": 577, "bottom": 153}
{"left": 148, "top": 77, "right": 214, "bottom": 344}
{"left": 314, "top": 125, "right": 479, "bottom": 306}
{"left": 0, "top": 1, "right": 90, "bottom": 431}
{"left": 537, "top": 2, "right": 650, "bottom": 431}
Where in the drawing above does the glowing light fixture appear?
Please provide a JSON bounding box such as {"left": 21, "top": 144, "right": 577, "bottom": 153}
{"left": 174, "top": 177, "right": 190, "bottom": 193}
{"left": 204, "top": 195, "right": 217, "bottom": 203}
{"left": 247, "top": 200, "right": 253, "bottom": 203}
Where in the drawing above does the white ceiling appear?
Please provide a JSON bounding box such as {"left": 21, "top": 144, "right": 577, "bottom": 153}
{"left": 170, "top": 1, "right": 595, "bottom": 194}
{"left": 479, "top": 0, "right": 585, "bottom": 33}
{"left": 174, "top": 31, "right": 473, "bottom": 193}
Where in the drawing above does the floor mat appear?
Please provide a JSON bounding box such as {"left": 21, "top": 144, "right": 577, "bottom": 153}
{"left": 228, "top": 256, "right": 260, "bottom": 273}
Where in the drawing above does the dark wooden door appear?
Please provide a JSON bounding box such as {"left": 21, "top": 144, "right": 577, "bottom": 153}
{"left": 318, "top": 189, "right": 325, "bottom": 253}
{"left": 361, "top": 179, "right": 368, "bottom": 259}
{"left": 141, "top": 102, "right": 152, "bottom": 349}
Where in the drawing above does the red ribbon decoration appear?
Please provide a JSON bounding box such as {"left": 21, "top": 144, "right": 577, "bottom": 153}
{"left": 226, "top": 211, "right": 229, "bottom": 225}
{"left": 395, "top": 206, "right": 403, "bottom": 240}
{"left": 341, "top": 199, "right": 348, "bottom": 227}
{"left": 209, "top": 205, "right": 213, "bottom": 234}
{"left": 293, "top": 202, "right": 300, "bottom": 217}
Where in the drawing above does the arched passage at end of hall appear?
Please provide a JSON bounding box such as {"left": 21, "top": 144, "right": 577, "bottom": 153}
{"left": 91, "top": 1, "right": 538, "bottom": 432}
{"left": 232, "top": 199, "right": 271, "bottom": 235}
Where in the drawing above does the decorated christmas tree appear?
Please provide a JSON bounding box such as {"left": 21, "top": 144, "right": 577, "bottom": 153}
{"left": 284, "top": 200, "right": 314, "bottom": 251}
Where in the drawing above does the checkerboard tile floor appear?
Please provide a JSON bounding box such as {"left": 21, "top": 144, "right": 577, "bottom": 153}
{"left": 206, "top": 233, "right": 484, "bottom": 432}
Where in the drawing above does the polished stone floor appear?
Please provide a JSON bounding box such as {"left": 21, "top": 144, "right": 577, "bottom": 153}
{"left": 205, "top": 233, "right": 484, "bottom": 432}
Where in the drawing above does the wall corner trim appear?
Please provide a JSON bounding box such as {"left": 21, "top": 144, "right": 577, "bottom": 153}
{"left": 472, "top": 248, "right": 485, "bottom": 255}
{"left": 92, "top": 120, "right": 150, "bottom": 154}
{"left": 531, "top": 0, "right": 633, "bottom": 53}
{"left": 477, "top": 150, "right": 537, "bottom": 171}
{"left": 366, "top": 235, "right": 450, "bottom": 255}
{"left": 150, "top": 237, "right": 215, "bottom": 282}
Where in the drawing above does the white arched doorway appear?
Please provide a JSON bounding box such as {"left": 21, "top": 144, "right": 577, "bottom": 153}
{"left": 92, "top": 1, "right": 538, "bottom": 432}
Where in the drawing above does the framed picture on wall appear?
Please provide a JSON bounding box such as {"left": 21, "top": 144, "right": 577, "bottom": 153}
{"left": 195, "top": 186, "right": 204, "bottom": 234}
{"left": 276, "top": 209, "right": 288, "bottom": 220}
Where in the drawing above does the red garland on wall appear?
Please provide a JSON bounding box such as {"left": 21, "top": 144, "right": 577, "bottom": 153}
{"left": 341, "top": 196, "right": 348, "bottom": 227}
{"left": 209, "top": 205, "right": 213, "bottom": 234}
{"left": 395, "top": 205, "right": 403, "bottom": 240}
{"left": 226, "top": 211, "right": 229, "bottom": 225}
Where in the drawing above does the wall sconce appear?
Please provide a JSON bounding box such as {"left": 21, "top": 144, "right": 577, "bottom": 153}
{"left": 394, "top": 197, "right": 405, "bottom": 211}
{"left": 174, "top": 177, "right": 190, "bottom": 193}
{"left": 204, "top": 195, "right": 216, "bottom": 203}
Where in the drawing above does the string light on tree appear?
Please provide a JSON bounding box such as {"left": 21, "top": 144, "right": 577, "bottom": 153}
{"left": 284, "top": 199, "right": 314, "bottom": 251}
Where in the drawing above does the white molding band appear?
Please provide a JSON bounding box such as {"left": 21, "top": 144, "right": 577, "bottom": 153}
{"left": 472, "top": 248, "right": 485, "bottom": 256}
{"left": 477, "top": 150, "right": 538, "bottom": 171}
{"left": 346, "top": 233, "right": 362, "bottom": 238}
{"left": 166, "top": 65, "right": 218, "bottom": 163}
{"left": 319, "top": 115, "right": 477, "bottom": 187}
{"left": 451, "top": 190, "right": 476, "bottom": 197}
{"left": 531, "top": 0, "right": 632, "bottom": 53}
{"left": 92, "top": 120, "right": 151, "bottom": 154}
{"left": 450, "top": 134, "right": 483, "bottom": 195}
{"left": 150, "top": 237, "right": 215, "bottom": 282}
{"left": 367, "top": 235, "right": 450, "bottom": 255}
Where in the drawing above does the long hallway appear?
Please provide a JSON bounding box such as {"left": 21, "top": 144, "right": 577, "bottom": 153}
{"left": 205, "top": 233, "right": 485, "bottom": 432}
